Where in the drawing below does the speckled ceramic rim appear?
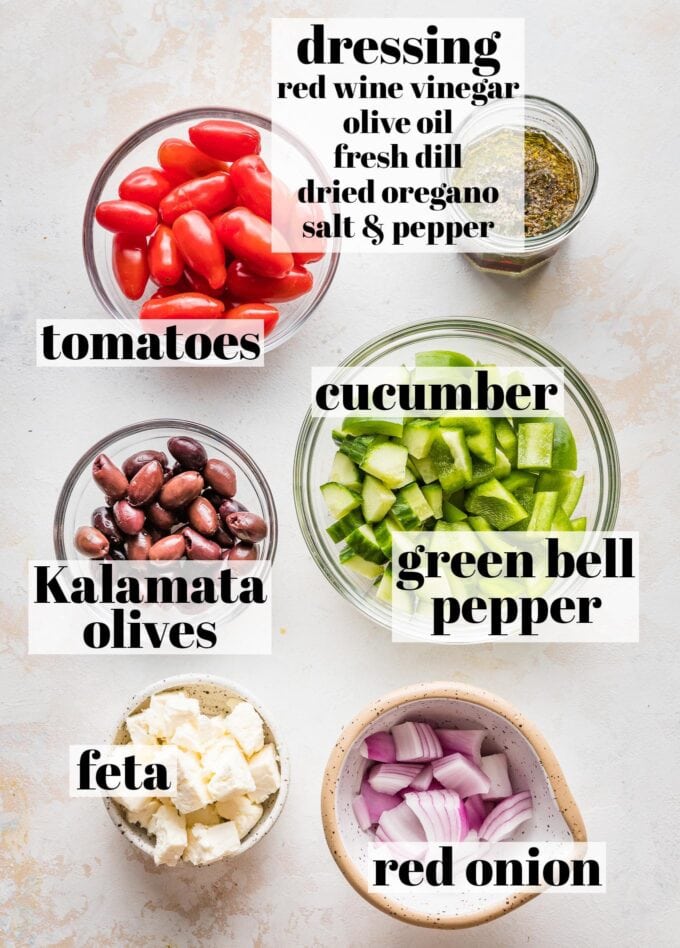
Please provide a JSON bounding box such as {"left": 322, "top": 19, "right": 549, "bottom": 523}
{"left": 104, "top": 673, "right": 290, "bottom": 866}
{"left": 82, "top": 106, "right": 340, "bottom": 354}
{"left": 321, "top": 681, "right": 586, "bottom": 929}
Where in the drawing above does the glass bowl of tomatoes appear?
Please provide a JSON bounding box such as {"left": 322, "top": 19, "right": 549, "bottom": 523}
{"left": 83, "top": 107, "right": 340, "bottom": 353}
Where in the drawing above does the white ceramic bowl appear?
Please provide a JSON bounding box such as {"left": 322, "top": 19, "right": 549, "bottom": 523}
{"left": 321, "top": 681, "right": 585, "bottom": 928}
{"left": 105, "top": 674, "right": 289, "bottom": 864}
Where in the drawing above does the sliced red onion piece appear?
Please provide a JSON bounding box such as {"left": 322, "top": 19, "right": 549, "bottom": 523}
{"left": 479, "top": 790, "right": 533, "bottom": 842}
{"left": 432, "top": 752, "right": 491, "bottom": 798}
{"left": 403, "top": 789, "right": 469, "bottom": 843}
{"left": 355, "top": 775, "right": 402, "bottom": 827}
{"left": 352, "top": 794, "right": 373, "bottom": 832}
{"left": 480, "top": 753, "right": 512, "bottom": 800}
{"left": 378, "top": 799, "right": 427, "bottom": 842}
{"left": 435, "top": 729, "right": 486, "bottom": 764}
{"left": 368, "top": 763, "right": 422, "bottom": 795}
{"left": 464, "top": 793, "right": 491, "bottom": 832}
{"left": 392, "top": 721, "right": 443, "bottom": 762}
{"left": 408, "top": 763, "right": 433, "bottom": 792}
{"left": 360, "top": 731, "right": 396, "bottom": 763}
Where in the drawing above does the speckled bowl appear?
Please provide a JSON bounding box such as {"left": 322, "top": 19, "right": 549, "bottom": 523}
{"left": 105, "top": 674, "right": 290, "bottom": 865}
{"left": 321, "top": 681, "right": 586, "bottom": 928}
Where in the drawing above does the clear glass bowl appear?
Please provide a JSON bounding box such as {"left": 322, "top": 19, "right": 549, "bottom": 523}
{"left": 54, "top": 418, "right": 277, "bottom": 562}
{"left": 293, "top": 319, "right": 619, "bottom": 631}
{"left": 83, "top": 107, "right": 340, "bottom": 352}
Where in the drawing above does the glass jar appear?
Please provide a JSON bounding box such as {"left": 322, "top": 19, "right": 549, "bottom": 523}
{"left": 293, "top": 319, "right": 619, "bottom": 632}
{"left": 452, "top": 96, "right": 598, "bottom": 275}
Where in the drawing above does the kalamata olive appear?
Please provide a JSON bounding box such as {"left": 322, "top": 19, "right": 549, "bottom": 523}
{"left": 127, "top": 530, "right": 152, "bottom": 560}
{"left": 202, "top": 488, "right": 223, "bottom": 509}
{"left": 92, "top": 454, "right": 128, "bottom": 501}
{"left": 183, "top": 527, "right": 221, "bottom": 560}
{"left": 226, "top": 542, "right": 258, "bottom": 561}
{"left": 187, "top": 496, "right": 218, "bottom": 536}
{"left": 167, "top": 436, "right": 207, "bottom": 471}
{"left": 149, "top": 534, "right": 186, "bottom": 560}
{"left": 128, "top": 459, "right": 164, "bottom": 507}
{"left": 224, "top": 510, "right": 267, "bottom": 543}
{"left": 146, "top": 502, "right": 178, "bottom": 531}
{"left": 218, "top": 499, "right": 245, "bottom": 524}
{"left": 113, "top": 499, "right": 146, "bottom": 535}
{"left": 75, "top": 525, "right": 109, "bottom": 558}
{"left": 159, "top": 471, "right": 204, "bottom": 509}
{"left": 203, "top": 458, "right": 237, "bottom": 498}
{"left": 122, "top": 449, "right": 168, "bottom": 480}
{"left": 106, "top": 546, "right": 127, "bottom": 561}
{"left": 214, "top": 524, "right": 235, "bottom": 548}
{"left": 91, "top": 506, "right": 123, "bottom": 544}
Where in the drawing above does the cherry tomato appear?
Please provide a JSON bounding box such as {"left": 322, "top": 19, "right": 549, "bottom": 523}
{"left": 183, "top": 267, "right": 225, "bottom": 297}
{"left": 225, "top": 303, "right": 279, "bottom": 337}
{"left": 158, "top": 138, "right": 227, "bottom": 178}
{"left": 228, "top": 154, "right": 290, "bottom": 222}
{"left": 160, "top": 172, "right": 236, "bottom": 225}
{"left": 139, "top": 292, "right": 226, "bottom": 319}
{"left": 215, "top": 207, "right": 293, "bottom": 279}
{"left": 288, "top": 199, "right": 327, "bottom": 264}
{"left": 172, "top": 211, "right": 226, "bottom": 291}
{"left": 147, "top": 225, "right": 184, "bottom": 286}
{"left": 112, "top": 233, "right": 149, "bottom": 300}
{"left": 188, "top": 120, "right": 261, "bottom": 161}
{"left": 118, "top": 166, "right": 174, "bottom": 208}
{"left": 95, "top": 200, "right": 158, "bottom": 237}
{"left": 227, "top": 260, "right": 313, "bottom": 302}
{"left": 149, "top": 280, "right": 189, "bottom": 300}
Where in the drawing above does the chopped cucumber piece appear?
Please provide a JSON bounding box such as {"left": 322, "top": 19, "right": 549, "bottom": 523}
{"left": 526, "top": 491, "right": 559, "bottom": 531}
{"left": 464, "top": 478, "right": 528, "bottom": 530}
{"left": 435, "top": 520, "right": 472, "bottom": 532}
{"left": 342, "top": 417, "right": 404, "bottom": 438}
{"left": 431, "top": 428, "right": 473, "bottom": 492}
{"left": 320, "top": 482, "right": 362, "bottom": 520}
{"left": 402, "top": 420, "right": 438, "bottom": 459}
{"left": 517, "top": 422, "right": 554, "bottom": 470}
{"left": 415, "top": 350, "right": 475, "bottom": 367}
{"left": 361, "top": 475, "right": 396, "bottom": 523}
{"left": 339, "top": 546, "right": 384, "bottom": 579}
{"left": 536, "top": 471, "right": 584, "bottom": 517}
{"left": 360, "top": 441, "right": 409, "bottom": 489}
{"left": 421, "top": 483, "right": 443, "bottom": 520}
{"left": 326, "top": 509, "right": 364, "bottom": 542}
{"left": 376, "top": 565, "right": 393, "bottom": 604}
{"left": 329, "top": 450, "right": 362, "bottom": 491}
{"left": 442, "top": 499, "right": 467, "bottom": 522}
{"left": 411, "top": 454, "right": 438, "bottom": 484}
{"left": 374, "top": 515, "right": 401, "bottom": 557}
{"left": 339, "top": 434, "right": 386, "bottom": 466}
{"left": 392, "top": 483, "right": 433, "bottom": 529}
{"left": 345, "top": 524, "right": 387, "bottom": 564}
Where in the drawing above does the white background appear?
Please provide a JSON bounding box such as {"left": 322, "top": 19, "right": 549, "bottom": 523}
{"left": 1, "top": 1, "right": 678, "bottom": 946}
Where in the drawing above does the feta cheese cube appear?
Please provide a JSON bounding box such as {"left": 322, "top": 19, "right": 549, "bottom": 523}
{"left": 173, "top": 713, "right": 230, "bottom": 755}
{"left": 215, "top": 795, "right": 263, "bottom": 840}
{"left": 185, "top": 821, "right": 240, "bottom": 865}
{"left": 247, "top": 744, "right": 280, "bottom": 804}
{"left": 172, "top": 750, "right": 211, "bottom": 815}
{"left": 148, "top": 803, "right": 187, "bottom": 867}
{"left": 125, "top": 707, "right": 163, "bottom": 745}
{"left": 126, "top": 798, "right": 160, "bottom": 832}
{"left": 224, "top": 702, "right": 265, "bottom": 758}
{"left": 185, "top": 804, "right": 221, "bottom": 828}
{"left": 149, "top": 691, "right": 201, "bottom": 740}
{"left": 202, "top": 740, "right": 255, "bottom": 802}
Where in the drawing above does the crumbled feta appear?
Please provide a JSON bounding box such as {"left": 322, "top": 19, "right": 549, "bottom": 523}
{"left": 149, "top": 691, "right": 201, "bottom": 740}
{"left": 224, "top": 702, "right": 265, "bottom": 758}
{"left": 148, "top": 803, "right": 187, "bottom": 867}
{"left": 215, "top": 795, "right": 263, "bottom": 840}
{"left": 172, "top": 750, "right": 212, "bottom": 815}
{"left": 127, "top": 798, "right": 160, "bottom": 832}
{"left": 125, "top": 707, "right": 162, "bottom": 745}
{"left": 185, "top": 821, "right": 240, "bottom": 865}
{"left": 247, "top": 744, "right": 280, "bottom": 804}
{"left": 185, "top": 804, "right": 221, "bottom": 828}
{"left": 203, "top": 740, "right": 256, "bottom": 802}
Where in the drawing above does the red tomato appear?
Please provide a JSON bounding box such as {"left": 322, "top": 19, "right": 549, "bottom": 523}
{"left": 227, "top": 260, "right": 313, "bottom": 302}
{"left": 225, "top": 303, "right": 279, "bottom": 337}
{"left": 189, "top": 120, "right": 261, "bottom": 161}
{"left": 95, "top": 200, "right": 158, "bottom": 237}
{"left": 118, "top": 166, "right": 174, "bottom": 208}
{"left": 139, "top": 292, "right": 225, "bottom": 319}
{"left": 183, "top": 267, "right": 225, "bottom": 297}
{"left": 112, "top": 233, "right": 149, "bottom": 300}
{"left": 147, "top": 225, "right": 184, "bottom": 286}
{"left": 160, "top": 172, "right": 237, "bottom": 225}
{"left": 288, "top": 199, "right": 327, "bottom": 264}
{"left": 228, "top": 154, "right": 291, "bottom": 222}
{"left": 172, "top": 211, "right": 226, "bottom": 290}
{"left": 149, "top": 280, "right": 189, "bottom": 300}
{"left": 215, "top": 207, "right": 293, "bottom": 279}
{"left": 158, "top": 138, "right": 227, "bottom": 178}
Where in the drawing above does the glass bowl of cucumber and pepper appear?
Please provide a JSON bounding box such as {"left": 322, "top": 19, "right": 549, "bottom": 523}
{"left": 293, "top": 318, "right": 619, "bottom": 630}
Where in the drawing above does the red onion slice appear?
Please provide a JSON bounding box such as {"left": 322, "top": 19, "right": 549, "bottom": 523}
{"left": 368, "top": 763, "right": 422, "bottom": 795}
{"left": 432, "top": 752, "right": 491, "bottom": 798}
{"left": 479, "top": 791, "right": 533, "bottom": 842}
{"left": 480, "top": 753, "right": 512, "bottom": 800}
{"left": 392, "top": 721, "right": 443, "bottom": 762}
{"left": 435, "top": 729, "right": 486, "bottom": 764}
{"left": 360, "top": 731, "right": 396, "bottom": 763}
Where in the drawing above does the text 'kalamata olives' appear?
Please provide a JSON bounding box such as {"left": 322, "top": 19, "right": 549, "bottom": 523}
{"left": 74, "top": 433, "right": 268, "bottom": 561}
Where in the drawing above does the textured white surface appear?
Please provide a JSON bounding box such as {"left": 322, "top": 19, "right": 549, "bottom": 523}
{"left": 1, "top": 0, "right": 678, "bottom": 945}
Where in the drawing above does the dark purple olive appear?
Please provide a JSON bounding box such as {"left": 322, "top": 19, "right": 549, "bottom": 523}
{"left": 203, "top": 458, "right": 237, "bottom": 498}
{"left": 214, "top": 524, "right": 235, "bottom": 548}
{"left": 92, "top": 454, "right": 128, "bottom": 501}
{"left": 122, "top": 449, "right": 168, "bottom": 481}
{"left": 224, "top": 511, "right": 267, "bottom": 543}
{"left": 91, "top": 506, "right": 123, "bottom": 544}
{"left": 218, "top": 499, "right": 245, "bottom": 525}
{"left": 202, "top": 488, "right": 223, "bottom": 510}
{"left": 183, "top": 527, "right": 221, "bottom": 560}
{"left": 167, "top": 436, "right": 207, "bottom": 471}
{"left": 226, "top": 542, "right": 258, "bottom": 561}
